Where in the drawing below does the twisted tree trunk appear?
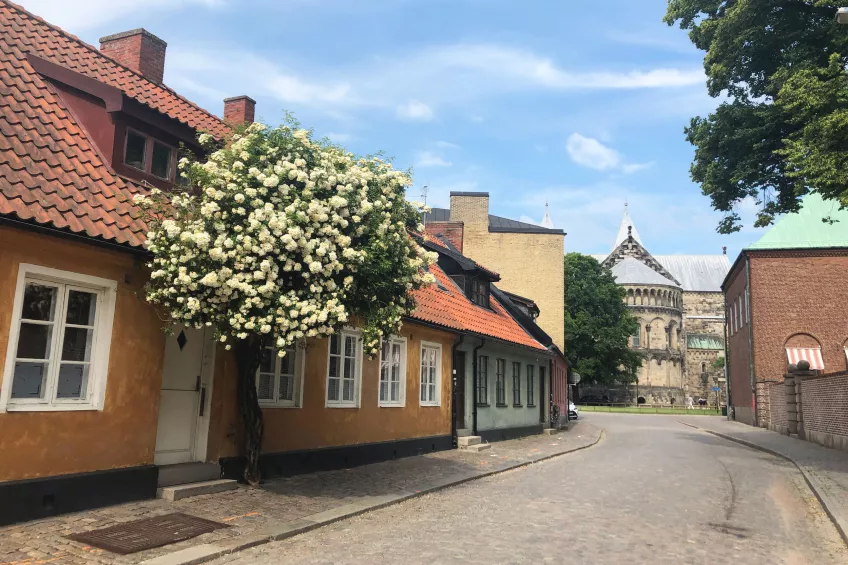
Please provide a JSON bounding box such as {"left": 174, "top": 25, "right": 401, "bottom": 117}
{"left": 234, "top": 335, "right": 264, "bottom": 486}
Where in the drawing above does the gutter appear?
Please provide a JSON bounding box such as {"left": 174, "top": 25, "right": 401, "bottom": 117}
{"left": 472, "top": 338, "right": 486, "bottom": 435}
{"left": 723, "top": 285, "right": 731, "bottom": 420}
{"left": 0, "top": 216, "right": 149, "bottom": 257}
{"left": 450, "top": 334, "right": 465, "bottom": 447}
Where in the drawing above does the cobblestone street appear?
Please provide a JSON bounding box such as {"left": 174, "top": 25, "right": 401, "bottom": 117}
{"left": 213, "top": 414, "right": 847, "bottom": 565}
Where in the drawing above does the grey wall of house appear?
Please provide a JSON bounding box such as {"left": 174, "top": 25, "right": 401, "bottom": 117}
{"left": 456, "top": 340, "right": 549, "bottom": 433}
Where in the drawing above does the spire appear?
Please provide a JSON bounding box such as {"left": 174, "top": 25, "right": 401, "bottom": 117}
{"left": 614, "top": 202, "right": 642, "bottom": 249}
{"left": 540, "top": 199, "right": 554, "bottom": 229}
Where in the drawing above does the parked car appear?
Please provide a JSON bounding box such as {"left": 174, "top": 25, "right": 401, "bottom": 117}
{"left": 568, "top": 401, "right": 579, "bottom": 420}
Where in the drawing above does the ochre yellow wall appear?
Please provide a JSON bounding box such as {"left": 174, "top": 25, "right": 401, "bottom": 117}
{"left": 0, "top": 227, "right": 165, "bottom": 481}
{"left": 212, "top": 323, "right": 455, "bottom": 459}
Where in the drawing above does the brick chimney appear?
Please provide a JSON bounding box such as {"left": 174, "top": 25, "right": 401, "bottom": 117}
{"left": 449, "top": 192, "right": 489, "bottom": 229}
{"left": 100, "top": 29, "right": 167, "bottom": 84}
{"left": 224, "top": 96, "right": 256, "bottom": 124}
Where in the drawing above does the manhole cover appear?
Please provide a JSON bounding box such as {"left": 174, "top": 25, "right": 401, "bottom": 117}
{"left": 67, "top": 512, "right": 229, "bottom": 554}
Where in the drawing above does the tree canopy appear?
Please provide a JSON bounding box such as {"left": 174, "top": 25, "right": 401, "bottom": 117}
{"left": 665, "top": 0, "right": 848, "bottom": 232}
{"left": 564, "top": 253, "right": 643, "bottom": 387}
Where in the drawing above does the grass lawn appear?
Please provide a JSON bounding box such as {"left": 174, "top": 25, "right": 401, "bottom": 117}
{"left": 577, "top": 405, "right": 721, "bottom": 416}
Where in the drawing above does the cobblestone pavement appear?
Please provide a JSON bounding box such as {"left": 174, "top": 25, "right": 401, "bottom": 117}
{"left": 212, "top": 414, "right": 847, "bottom": 565}
{"left": 680, "top": 416, "right": 848, "bottom": 542}
{"left": 0, "top": 424, "right": 599, "bottom": 565}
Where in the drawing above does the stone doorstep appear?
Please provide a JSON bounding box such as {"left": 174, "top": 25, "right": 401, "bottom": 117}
{"left": 457, "top": 436, "right": 481, "bottom": 448}
{"left": 156, "top": 479, "right": 238, "bottom": 502}
{"left": 462, "top": 443, "right": 491, "bottom": 453}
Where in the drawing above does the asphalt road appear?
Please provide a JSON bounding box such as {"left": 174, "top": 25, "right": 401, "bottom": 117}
{"left": 213, "top": 414, "right": 847, "bottom": 564}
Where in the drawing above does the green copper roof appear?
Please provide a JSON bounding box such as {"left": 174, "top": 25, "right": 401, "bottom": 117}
{"left": 748, "top": 193, "right": 848, "bottom": 250}
{"left": 687, "top": 334, "right": 724, "bottom": 350}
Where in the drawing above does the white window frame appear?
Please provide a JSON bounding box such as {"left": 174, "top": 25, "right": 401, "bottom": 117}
{"left": 256, "top": 343, "right": 305, "bottom": 408}
{"left": 325, "top": 328, "right": 363, "bottom": 408}
{"left": 737, "top": 296, "right": 742, "bottom": 330}
{"left": 0, "top": 264, "right": 117, "bottom": 413}
{"left": 419, "top": 341, "right": 442, "bottom": 407}
{"left": 378, "top": 335, "right": 407, "bottom": 408}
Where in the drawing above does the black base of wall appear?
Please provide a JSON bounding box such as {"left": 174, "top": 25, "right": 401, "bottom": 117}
{"left": 0, "top": 465, "right": 158, "bottom": 527}
{"left": 479, "top": 424, "right": 543, "bottom": 443}
{"left": 221, "top": 435, "right": 453, "bottom": 482}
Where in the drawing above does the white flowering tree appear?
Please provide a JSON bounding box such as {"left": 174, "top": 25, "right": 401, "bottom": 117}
{"left": 136, "top": 121, "right": 436, "bottom": 484}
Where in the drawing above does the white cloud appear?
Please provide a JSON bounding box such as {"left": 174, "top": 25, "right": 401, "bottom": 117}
{"left": 397, "top": 100, "right": 434, "bottom": 121}
{"left": 435, "top": 140, "right": 461, "bottom": 150}
{"left": 566, "top": 134, "right": 621, "bottom": 171}
{"left": 17, "top": 0, "right": 225, "bottom": 31}
{"left": 325, "top": 132, "right": 354, "bottom": 143}
{"left": 518, "top": 215, "right": 539, "bottom": 226}
{"left": 470, "top": 115, "right": 486, "bottom": 123}
{"left": 566, "top": 134, "right": 653, "bottom": 175}
{"left": 622, "top": 161, "right": 656, "bottom": 174}
{"left": 415, "top": 151, "right": 452, "bottom": 168}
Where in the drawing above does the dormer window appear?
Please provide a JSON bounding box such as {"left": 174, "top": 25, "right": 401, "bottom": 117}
{"left": 470, "top": 278, "right": 490, "bottom": 308}
{"left": 124, "top": 129, "right": 174, "bottom": 181}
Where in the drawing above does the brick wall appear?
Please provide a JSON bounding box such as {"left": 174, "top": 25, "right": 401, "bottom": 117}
{"left": 725, "top": 259, "right": 754, "bottom": 425}
{"left": 802, "top": 373, "right": 848, "bottom": 437}
{"left": 450, "top": 194, "right": 489, "bottom": 227}
{"left": 424, "top": 221, "right": 464, "bottom": 253}
{"left": 100, "top": 29, "right": 167, "bottom": 84}
{"left": 750, "top": 252, "right": 848, "bottom": 382}
{"left": 767, "top": 381, "right": 787, "bottom": 430}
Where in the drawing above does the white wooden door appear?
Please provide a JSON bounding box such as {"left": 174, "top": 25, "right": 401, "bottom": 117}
{"left": 154, "top": 327, "right": 205, "bottom": 465}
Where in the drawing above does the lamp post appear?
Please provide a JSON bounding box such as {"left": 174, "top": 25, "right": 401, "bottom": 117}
{"left": 837, "top": 7, "right": 848, "bottom": 24}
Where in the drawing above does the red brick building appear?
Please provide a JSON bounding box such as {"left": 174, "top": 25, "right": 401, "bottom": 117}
{"left": 723, "top": 194, "right": 848, "bottom": 426}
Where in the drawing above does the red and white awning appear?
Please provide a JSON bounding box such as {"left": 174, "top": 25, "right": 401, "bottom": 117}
{"left": 785, "top": 348, "right": 824, "bottom": 370}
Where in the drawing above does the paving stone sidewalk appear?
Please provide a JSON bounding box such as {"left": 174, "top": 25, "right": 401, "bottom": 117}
{"left": 0, "top": 422, "right": 601, "bottom": 565}
{"left": 681, "top": 416, "right": 848, "bottom": 545}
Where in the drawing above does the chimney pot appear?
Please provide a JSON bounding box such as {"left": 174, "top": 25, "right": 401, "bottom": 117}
{"left": 100, "top": 29, "right": 167, "bottom": 84}
{"left": 722, "top": 246, "right": 727, "bottom": 255}
{"left": 224, "top": 96, "right": 256, "bottom": 124}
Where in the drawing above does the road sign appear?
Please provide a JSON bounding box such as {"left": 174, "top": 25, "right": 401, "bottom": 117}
{"left": 712, "top": 386, "right": 721, "bottom": 392}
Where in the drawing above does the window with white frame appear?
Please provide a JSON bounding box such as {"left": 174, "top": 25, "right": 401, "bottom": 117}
{"left": 257, "top": 344, "right": 303, "bottom": 407}
{"left": 420, "top": 342, "right": 441, "bottom": 406}
{"left": 379, "top": 336, "right": 406, "bottom": 406}
{"left": 326, "top": 330, "right": 361, "bottom": 407}
{"left": 1, "top": 265, "right": 116, "bottom": 412}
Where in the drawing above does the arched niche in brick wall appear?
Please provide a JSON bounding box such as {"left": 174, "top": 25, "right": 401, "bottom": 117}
{"left": 784, "top": 333, "right": 822, "bottom": 349}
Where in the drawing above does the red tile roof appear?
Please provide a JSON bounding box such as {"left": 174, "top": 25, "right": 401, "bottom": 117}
{"left": 0, "top": 0, "right": 230, "bottom": 247}
{"left": 410, "top": 263, "right": 547, "bottom": 351}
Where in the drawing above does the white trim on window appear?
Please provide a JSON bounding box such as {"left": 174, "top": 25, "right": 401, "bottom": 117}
{"left": 256, "top": 343, "right": 305, "bottom": 408}
{"left": 419, "top": 341, "right": 442, "bottom": 407}
{"left": 378, "top": 335, "right": 407, "bottom": 408}
{"left": 0, "top": 264, "right": 117, "bottom": 413}
{"left": 325, "top": 328, "right": 362, "bottom": 408}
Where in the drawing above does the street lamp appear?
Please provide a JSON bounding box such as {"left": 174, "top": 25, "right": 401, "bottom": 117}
{"left": 837, "top": 7, "right": 848, "bottom": 24}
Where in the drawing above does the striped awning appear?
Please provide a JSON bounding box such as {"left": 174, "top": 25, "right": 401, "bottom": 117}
{"left": 785, "top": 348, "right": 824, "bottom": 370}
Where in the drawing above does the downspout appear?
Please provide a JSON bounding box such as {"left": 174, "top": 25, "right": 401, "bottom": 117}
{"left": 723, "top": 288, "right": 732, "bottom": 420}
{"left": 451, "top": 334, "right": 465, "bottom": 448}
{"left": 746, "top": 254, "right": 756, "bottom": 425}
{"left": 472, "top": 338, "right": 486, "bottom": 436}
{"left": 549, "top": 357, "right": 555, "bottom": 426}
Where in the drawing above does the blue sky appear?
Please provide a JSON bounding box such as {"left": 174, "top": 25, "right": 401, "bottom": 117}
{"left": 22, "top": 0, "right": 768, "bottom": 258}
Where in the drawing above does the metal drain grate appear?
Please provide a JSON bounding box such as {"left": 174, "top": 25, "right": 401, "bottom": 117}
{"left": 67, "top": 512, "right": 229, "bottom": 554}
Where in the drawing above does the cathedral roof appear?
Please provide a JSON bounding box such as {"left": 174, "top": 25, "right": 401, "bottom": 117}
{"left": 610, "top": 258, "right": 679, "bottom": 287}
{"left": 653, "top": 255, "right": 731, "bottom": 292}
{"left": 614, "top": 204, "right": 642, "bottom": 249}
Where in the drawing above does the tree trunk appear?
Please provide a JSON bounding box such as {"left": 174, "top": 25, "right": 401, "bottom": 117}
{"left": 235, "top": 335, "right": 264, "bottom": 486}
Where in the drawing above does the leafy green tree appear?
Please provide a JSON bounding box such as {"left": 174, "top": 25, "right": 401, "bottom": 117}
{"left": 564, "top": 253, "right": 643, "bottom": 387}
{"left": 665, "top": 0, "right": 848, "bottom": 232}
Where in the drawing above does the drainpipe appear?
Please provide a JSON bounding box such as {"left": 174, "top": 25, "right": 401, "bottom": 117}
{"left": 723, "top": 288, "right": 732, "bottom": 421}
{"left": 451, "top": 334, "right": 465, "bottom": 448}
{"left": 472, "top": 338, "right": 486, "bottom": 436}
{"left": 745, "top": 255, "right": 756, "bottom": 425}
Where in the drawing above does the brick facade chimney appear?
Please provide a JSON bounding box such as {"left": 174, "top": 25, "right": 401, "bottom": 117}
{"left": 449, "top": 192, "right": 489, "bottom": 228}
{"left": 223, "top": 96, "right": 256, "bottom": 124}
{"left": 99, "top": 29, "right": 167, "bottom": 84}
{"left": 424, "top": 222, "right": 464, "bottom": 253}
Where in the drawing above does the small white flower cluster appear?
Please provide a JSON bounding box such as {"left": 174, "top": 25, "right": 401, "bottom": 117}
{"left": 137, "top": 122, "right": 435, "bottom": 356}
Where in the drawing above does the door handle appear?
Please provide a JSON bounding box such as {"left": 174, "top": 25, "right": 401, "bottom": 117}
{"left": 195, "top": 375, "right": 201, "bottom": 392}
{"left": 199, "top": 386, "right": 206, "bottom": 417}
